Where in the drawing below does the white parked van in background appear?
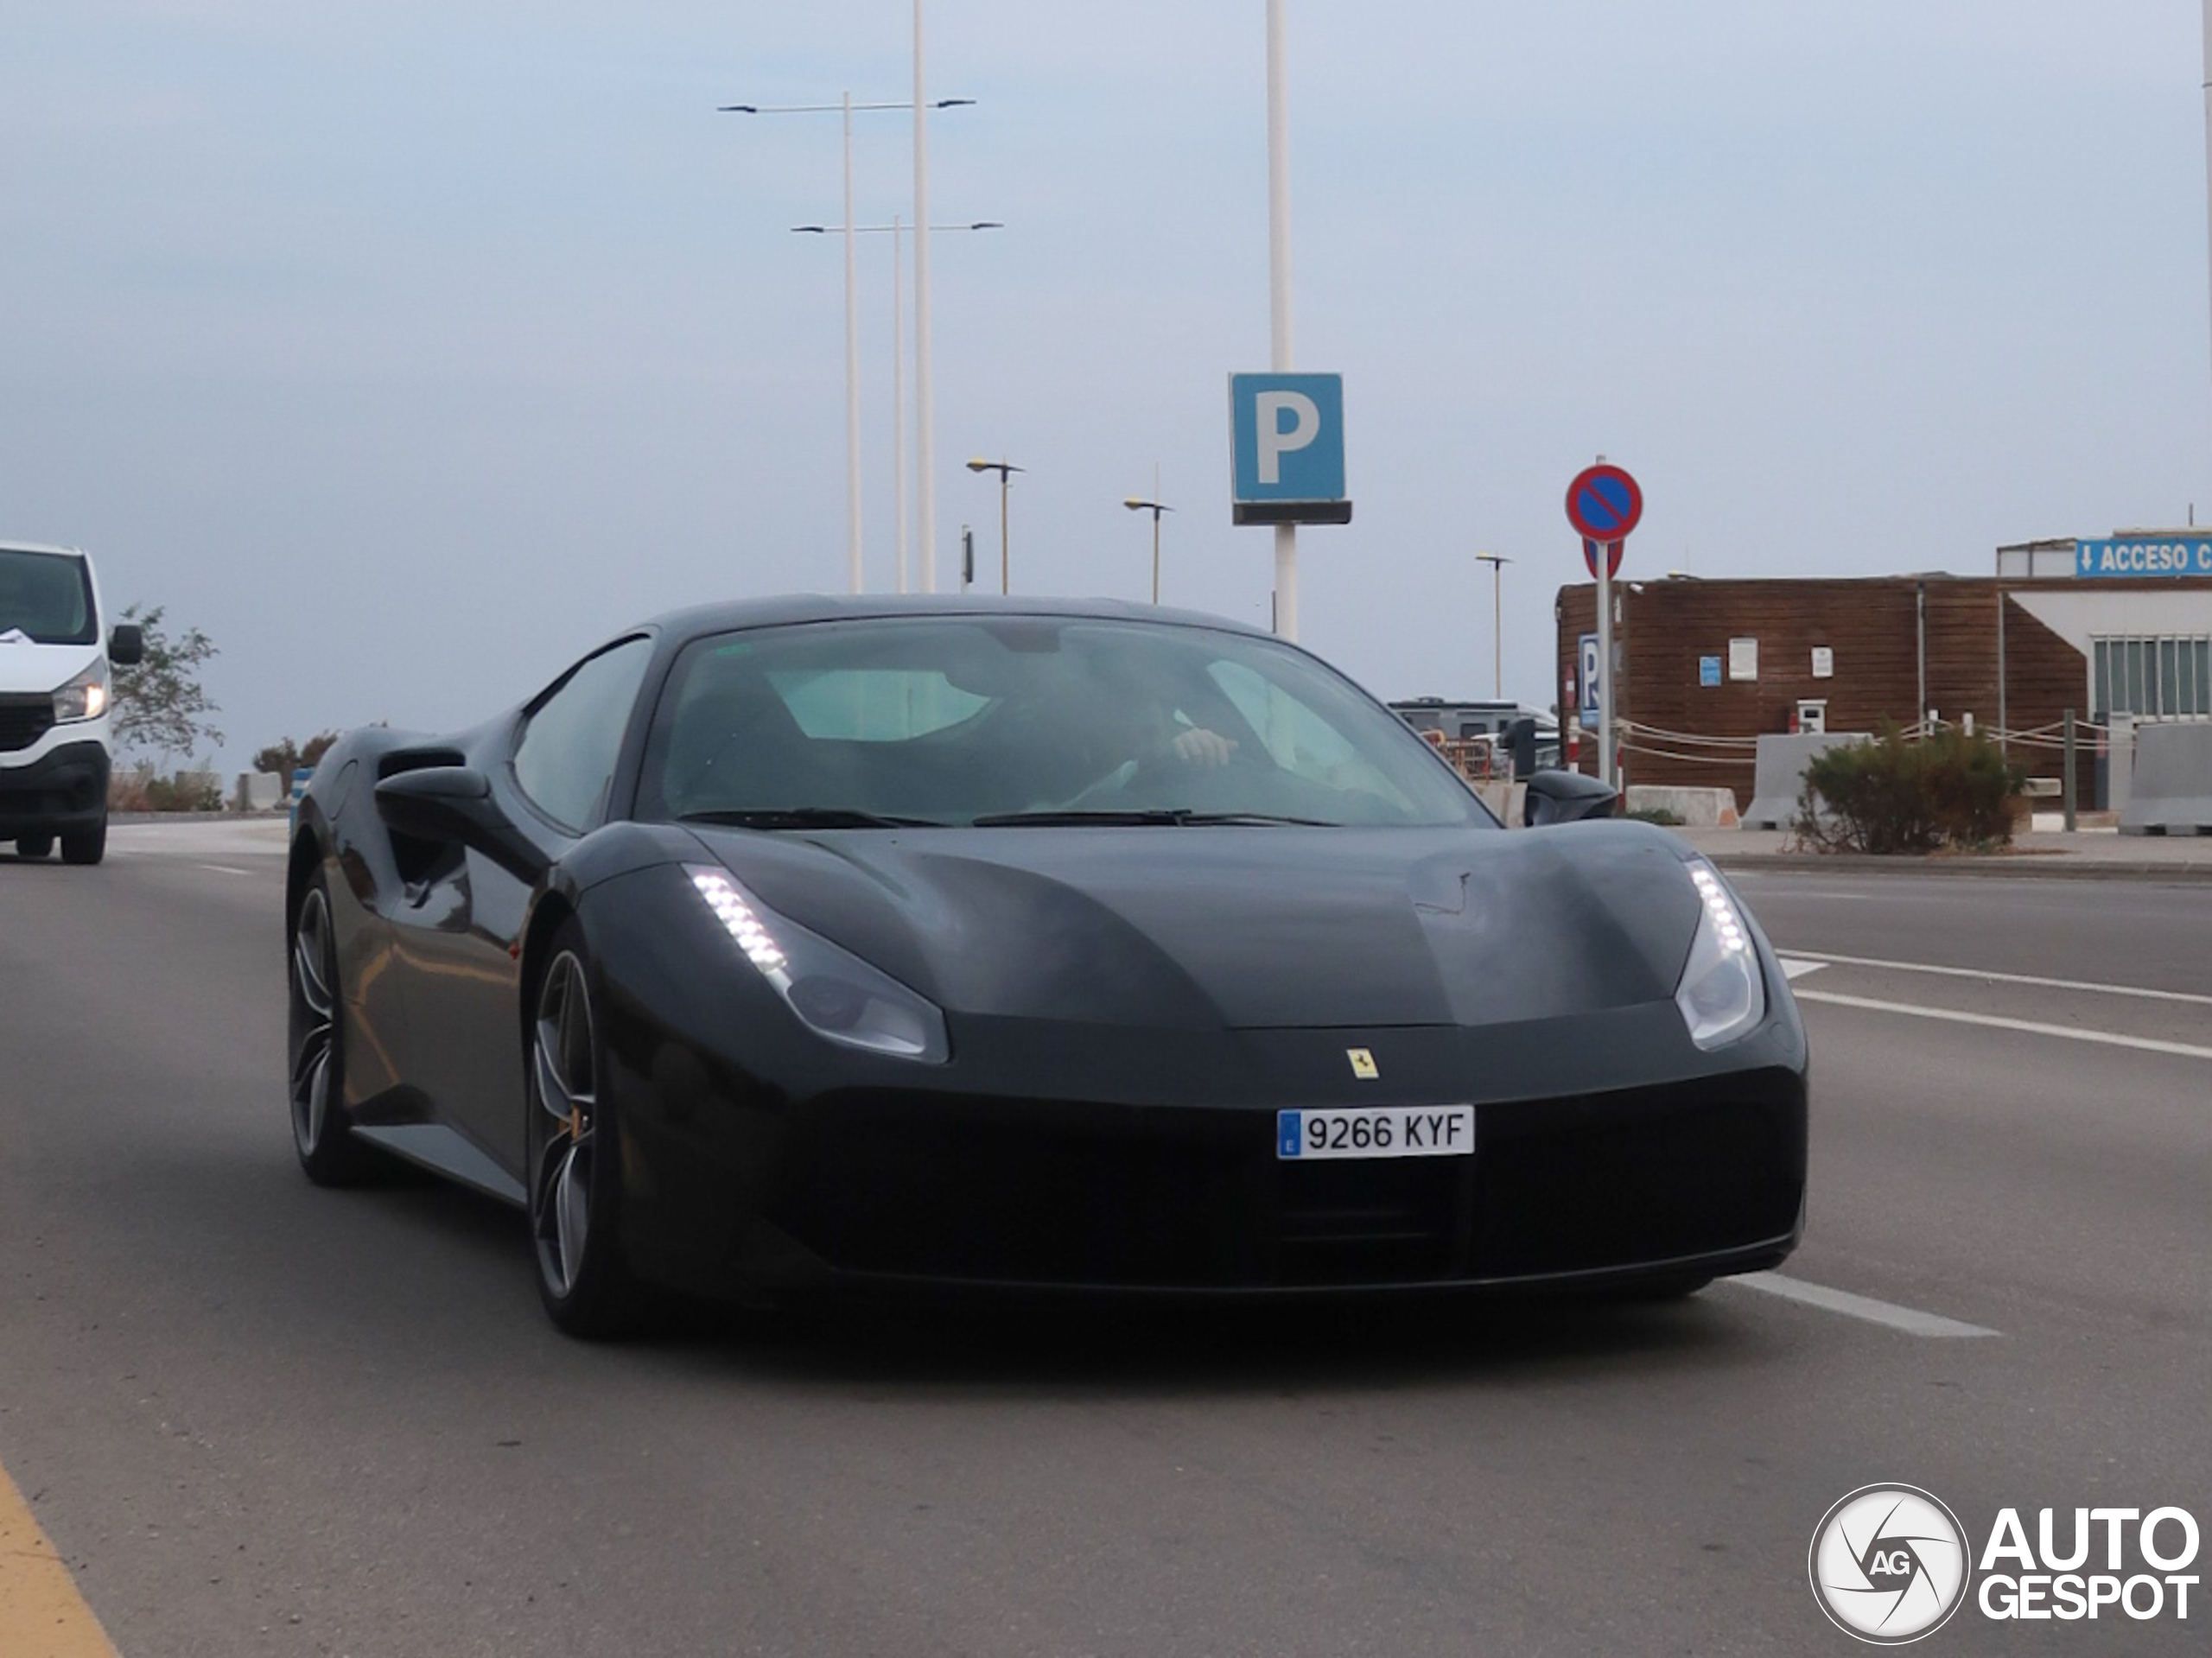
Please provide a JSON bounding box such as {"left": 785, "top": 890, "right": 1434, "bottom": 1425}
{"left": 0, "top": 541, "right": 143, "bottom": 865}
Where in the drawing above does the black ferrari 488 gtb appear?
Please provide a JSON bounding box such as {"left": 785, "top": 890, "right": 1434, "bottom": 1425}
{"left": 286, "top": 597, "right": 1806, "bottom": 1335}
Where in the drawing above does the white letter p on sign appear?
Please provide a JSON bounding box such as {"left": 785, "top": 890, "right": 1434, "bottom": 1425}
{"left": 1255, "top": 391, "right": 1320, "bottom": 485}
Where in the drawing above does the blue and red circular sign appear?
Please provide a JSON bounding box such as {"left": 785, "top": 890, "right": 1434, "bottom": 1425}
{"left": 1566, "top": 463, "right": 1642, "bottom": 544}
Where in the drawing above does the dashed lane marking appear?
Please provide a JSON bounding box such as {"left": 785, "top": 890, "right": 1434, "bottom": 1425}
{"left": 0, "top": 1460, "right": 118, "bottom": 1656}
{"left": 1777, "top": 956, "right": 1827, "bottom": 981}
{"left": 1722, "top": 1273, "right": 1999, "bottom": 1338}
{"left": 1794, "top": 988, "right": 2212, "bottom": 1062}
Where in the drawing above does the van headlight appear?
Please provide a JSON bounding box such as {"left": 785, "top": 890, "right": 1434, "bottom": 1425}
{"left": 687, "top": 865, "right": 949, "bottom": 1063}
{"left": 1675, "top": 860, "right": 1765, "bottom": 1049}
{"left": 53, "top": 661, "right": 109, "bottom": 723}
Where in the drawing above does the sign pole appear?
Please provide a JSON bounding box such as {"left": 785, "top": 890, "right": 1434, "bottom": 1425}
{"left": 1597, "top": 553, "right": 1613, "bottom": 788}
{"left": 1563, "top": 464, "right": 1643, "bottom": 792}
{"left": 1266, "top": 0, "right": 1298, "bottom": 641}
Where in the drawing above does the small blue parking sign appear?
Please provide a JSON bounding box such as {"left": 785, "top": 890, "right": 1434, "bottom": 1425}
{"left": 1230, "top": 372, "right": 1350, "bottom": 524}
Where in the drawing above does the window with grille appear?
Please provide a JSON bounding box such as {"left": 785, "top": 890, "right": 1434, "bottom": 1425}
{"left": 2091, "top": 636, "right": 2212, "bottom": 719}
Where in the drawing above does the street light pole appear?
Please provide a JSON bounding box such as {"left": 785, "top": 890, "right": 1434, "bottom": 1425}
{"left": 892, "top": 215, "right": 907, "bottom": 594}
{"left": 721, "top": 92, "right": 974, "bottom": 593}
{"left": 1125, "top": 470, "right": 1174, "bottom": 604}
{"left": 1475, "top": 553, "right": 1512, "bottom": 700}
{"left": 794, "top": 219, "right": 1001, "bottom": 595}
{"left": 2202, "top": 0, "right": 2212, "bottom": 475}
{"left": 1266, "top": 0, "right": 1298, "bottom": 641}
{"left": 841, "top": 92, "right": 860, "bottom": 594}
{"left": 965, "top": 458, "right": 1022, "bottom": 593}
{"left": 914, "top": 0, "right": 938, "bottom": 592}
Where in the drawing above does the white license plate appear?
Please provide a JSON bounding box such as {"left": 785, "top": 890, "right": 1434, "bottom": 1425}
{"left": 1275, "top": 1105, "right": 1474, "bottom": 1160}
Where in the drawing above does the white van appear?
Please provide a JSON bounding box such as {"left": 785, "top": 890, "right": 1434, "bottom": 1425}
{"left": 0, "top": 541, "right": 144, "bottom": 865}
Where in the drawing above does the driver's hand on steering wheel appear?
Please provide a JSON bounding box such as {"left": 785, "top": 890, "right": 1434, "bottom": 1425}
{"left": 1168, "top": 727, "right": 1238, "bottom": 768}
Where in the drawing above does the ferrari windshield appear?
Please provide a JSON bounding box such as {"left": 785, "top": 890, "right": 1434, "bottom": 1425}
{"left": 0, "top": 549, "right": 96, "bottom": 645}
{"left": 637, "top": 615, "right": 1493, "bottom": 829}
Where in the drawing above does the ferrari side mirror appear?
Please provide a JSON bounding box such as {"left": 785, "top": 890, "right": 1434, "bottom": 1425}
{"left": 1522, "top": 768, "right": 1618, "bottom": 828}
{"left": 374, "top": 765, "right": 548, "bottom": 881}
{"left": 108, "top": 624, "right": 144, "bottom": 667}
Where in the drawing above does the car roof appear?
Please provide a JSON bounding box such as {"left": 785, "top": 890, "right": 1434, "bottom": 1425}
{"left": 638, "top": 593, "right": 1273, "bottom": 645}
{"left": 0, "top": 541, "right": 86, "bottom": 560}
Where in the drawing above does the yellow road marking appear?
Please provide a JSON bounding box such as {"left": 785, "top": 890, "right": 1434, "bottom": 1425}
{"left": 0, "top": 1460, "right": 118, "bottom": 1657}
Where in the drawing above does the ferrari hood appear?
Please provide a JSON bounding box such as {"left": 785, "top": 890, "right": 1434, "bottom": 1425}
{"left": 694, "top": 821, "right": 1706, "bottom": 1032}
{"left": 0, "top": 639, "right": 95, "bottom": 696}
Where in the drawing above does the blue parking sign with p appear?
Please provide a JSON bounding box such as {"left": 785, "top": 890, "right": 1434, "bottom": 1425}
{"left": 1230, "top": 372, "right": 1345, "bottom": 503}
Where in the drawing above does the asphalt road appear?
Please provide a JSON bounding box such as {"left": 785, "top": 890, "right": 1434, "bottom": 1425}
{"left": 2, "top": 825, "right": 2208, "bottom": 1655}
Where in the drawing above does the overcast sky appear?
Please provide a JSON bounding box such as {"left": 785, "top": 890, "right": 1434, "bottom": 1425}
{"left": 3, "top": 2, "right": 2208, "bottom": 766}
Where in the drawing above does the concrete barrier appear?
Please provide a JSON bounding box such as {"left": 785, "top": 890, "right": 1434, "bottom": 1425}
{"left": 234, "top": 772, "right": 285, "bottom": 812}
{"left": 1473, "top": 779, "right": 1528, "bottom": 825}
{"left": 1626, "top": 785, "right": 1739, "bottom": 829}
{"left": 1742, "top": 732, "right": 1870, "bottom": 830}
{"left": 2119, "top": 722, "right": 2212, "bottom": 835}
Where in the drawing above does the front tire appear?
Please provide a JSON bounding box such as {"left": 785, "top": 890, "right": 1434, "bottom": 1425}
{"left": 15, "top": 833, "right": 54, "bottom": 860}
{"left": 528, "top": 931, "right": 645, "bottom": 1338}
{"left": 59, "top": 817, "right": 104, "bottom": 865}
{"left": 289, "top": 875, "right": 377, "bottom": 1185}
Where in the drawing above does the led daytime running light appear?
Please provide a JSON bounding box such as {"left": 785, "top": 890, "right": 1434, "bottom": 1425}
{"left": 690, "top": 868, "right": 791, "bottom": 986}
{"left": 1690, "top": 865, "right": 1750, "bottom": 956}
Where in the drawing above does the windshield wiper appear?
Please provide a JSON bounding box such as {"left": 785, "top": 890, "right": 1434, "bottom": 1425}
{"left": 680, "top": 808, "right": 944, "bottom": 829}
{"left": 969, "top": 809, "right": 1333, "bottom": 828}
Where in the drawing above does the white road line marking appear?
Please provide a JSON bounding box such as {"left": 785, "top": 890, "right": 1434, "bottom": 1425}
{"left": 198, "top": 864, "right": 252, "bottom": 876}
{"left": 1777, "top": 956, "right": 1827, "bottom": 981}
{"left": 1724, "top": 1273, "right": 1999, "bottom": 1338}
{"left": 1780, "top": 950, "right": 2212, "bottom": 1008}
{"left": 1794, "top": 988, "right": 2212, "bottom": 1062}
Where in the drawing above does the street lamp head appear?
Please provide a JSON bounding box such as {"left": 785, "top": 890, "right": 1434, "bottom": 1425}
{"left": 967, "top": 458, "right": 993, "bottom": 473}
{"left": 716, "top": 105, "right": 760, "bottom": 114}
{"left": 791, "top": 225, "right": 830, "bottom": 234}
{"left": 969, "top": 222, "right": 1005, "bottom": 231}
{"left": 934, "top": 98, "right": 977, "bottom": 109}
{"left": 1123, "top": 498, "right": 1145, "bottom": 511}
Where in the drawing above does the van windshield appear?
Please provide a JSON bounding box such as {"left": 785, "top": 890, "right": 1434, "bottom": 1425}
{"left": 0, "top": 550, "right": 96, "bottom": 645}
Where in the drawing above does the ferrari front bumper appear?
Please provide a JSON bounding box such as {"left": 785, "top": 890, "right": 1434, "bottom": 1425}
{"left": 646, "top": 1065, "right": 1807, "bottom": 1303}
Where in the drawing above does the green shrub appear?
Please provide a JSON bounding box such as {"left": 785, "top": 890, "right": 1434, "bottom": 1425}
{"left": 109, "top": 765, "right": 224, "bottom": 813}
{"left": 1796, "top": 725, "right": 2024, "bottom": 854}
{"left": 1624, "top": 805, "right": 1684, "bottom": 826}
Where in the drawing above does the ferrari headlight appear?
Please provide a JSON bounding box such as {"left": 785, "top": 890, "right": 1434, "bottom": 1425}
{"left": 687, "top": 866, "right": 949, "bottom": 1063}
{"left": 1675, "top": 860, "right": 1765, "bottom": 1050}
{"left": 53, "top": 660, "right": 109, "bottom": 723}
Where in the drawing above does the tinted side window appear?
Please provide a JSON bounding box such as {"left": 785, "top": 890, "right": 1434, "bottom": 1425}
{"left": 511, "top": 637, "right": 653, "bottom": 831}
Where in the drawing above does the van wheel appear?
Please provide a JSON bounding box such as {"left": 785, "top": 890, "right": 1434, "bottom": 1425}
{"left": 15, "top": 834, "right": 54, "bottom": 860}
{"left": 60, "top": 818, "right": 106, "bottom": 866}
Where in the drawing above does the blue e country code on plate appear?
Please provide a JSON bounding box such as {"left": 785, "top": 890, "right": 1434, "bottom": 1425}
{"left": 1277, "top": 1105, "right": 1475, "bottom": 1160}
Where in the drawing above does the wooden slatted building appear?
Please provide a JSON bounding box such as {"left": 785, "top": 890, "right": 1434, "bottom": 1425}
{"left": 1554, "top": 554, "right": 2212, "bottom": 801}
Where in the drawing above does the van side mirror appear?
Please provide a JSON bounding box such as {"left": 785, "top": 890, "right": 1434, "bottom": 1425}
{"left": 1522, "top": 768, "right": 1618, "bottom": 827}
{"left": 373, "top": 765, "right": 547, "bottom": 881}
{"left": 108, "top": 624, "right": 144, "bottom": 667}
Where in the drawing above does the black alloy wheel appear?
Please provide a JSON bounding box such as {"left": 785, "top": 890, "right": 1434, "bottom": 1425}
{"left": 289, "top": 875, "right": 376, "bottom": 1185}
{"left": 528, "top": 932, "right": 644, "bottom": 1337}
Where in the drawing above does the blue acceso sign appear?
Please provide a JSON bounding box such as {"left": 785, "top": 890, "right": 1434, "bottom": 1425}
{"left": 2075, "top": 538, "right": 2212, "bottom": 578}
